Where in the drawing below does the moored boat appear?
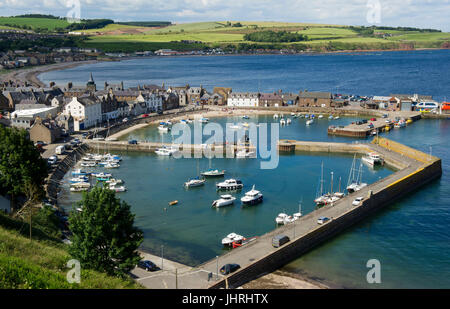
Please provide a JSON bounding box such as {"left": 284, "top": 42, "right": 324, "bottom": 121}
{"left": 241, "top": 185, "right": 263, "bottom": 205}
{"left": 216, "top": 179, "right": 243, "bottom": 191}
{"left": 212, "top": 194, "right": 236, "bottom": 208}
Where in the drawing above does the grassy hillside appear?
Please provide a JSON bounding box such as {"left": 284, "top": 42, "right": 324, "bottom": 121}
{"left": 77, "top": 21, "right": 449, "bottom": 52}
{"left": 0, "top": 17, "right": 70, "bottom": 31}
{"left": 0, "top": 213, "right": 142, "bottom": 289}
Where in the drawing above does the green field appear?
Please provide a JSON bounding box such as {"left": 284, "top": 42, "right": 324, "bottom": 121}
{"left": 77, "top": 21, "right": 449, "bottom": 52}
{"left": 0, "top": 17, "right": 70, "bottom": 31}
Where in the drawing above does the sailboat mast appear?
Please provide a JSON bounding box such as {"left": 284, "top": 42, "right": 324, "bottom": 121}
{"left": 320, "top": 162, "right": 324, "bottom": 196}
{"left": 330, "top": 172, "right": 334, "bottom": 194}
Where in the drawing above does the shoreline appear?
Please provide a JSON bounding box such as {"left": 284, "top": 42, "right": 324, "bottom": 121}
{"left": 0, "top": 60, "right": 101, "bottom": 87}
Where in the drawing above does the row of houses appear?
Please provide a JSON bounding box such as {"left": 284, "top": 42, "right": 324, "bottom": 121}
{"left": 365, "top": 94, "right": 441, "bottom": 112}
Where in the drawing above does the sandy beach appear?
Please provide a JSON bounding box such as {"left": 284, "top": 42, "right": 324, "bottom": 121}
{"left": 0, "top": 60, "right": 99, "bottom": 87}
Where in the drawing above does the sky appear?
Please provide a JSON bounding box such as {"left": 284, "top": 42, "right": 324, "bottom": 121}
{"left": 0, "top": 0, "right": 449, "bottom": 31}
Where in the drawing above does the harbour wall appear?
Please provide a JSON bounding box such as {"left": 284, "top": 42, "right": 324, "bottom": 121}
{"left": 208, "top": 139, "right": 441, "bottom": 289}
{"left": 45, "top": 144, "right": 89, "bottom": 205}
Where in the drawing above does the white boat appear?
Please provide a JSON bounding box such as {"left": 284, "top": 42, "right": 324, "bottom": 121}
{"left": 201, "top": 169, "right": 225, "bottom": 177}
{"left": 280, "top": 118, "right": 286, "bottom": 125}
{"left": 81, "top": 161, "right": 96, "bottom": 167}
{"left": 108, "top": 185, "right": 127, "bottom": 192}
{"left": 216, "top": 179, "right": 243, "bottom": 190}
{"left": 222, "top": 233, "right": 243, "bottom": 247}
{"left": 72, "top": 169, "right": 89, "bottom": 176}
{"left": 92, "top": 172, "right": 112, "bottom": 178}
{"left": 184, "top": 177, "right": 206, "bottom": 188}
{"left": 362, "top": 152, "right": 383, "bottom": 166}
{"left": 70, "top": 182, "right": 90, "bottom": 189}
{"left": 241, "top": 185, "right": 263, "bottom": 205}
{"left": 155, "top": 146, "right": 178, "bottom": 156}
{"left": 328, "top": 115, "right": 334, "bottom": 120}
{"left": 70, "top": 186, "right": 89, "bottom": 192}
{"left": 306, "top": 119, "right": 314, "bottom": 126}
{"left": 283, "top": 215, "right": 296, "bottom": 225}
{"left": 198, "top": 117, "right": 209, "bottom": 123}
{"left": 286, "top": 118, "right": 292, "bottom": 124}
{"left": 275, "top": 213, "right": 288, "bottom": 224}
{"left": 273, "top": 114, "right": 279, "bottom": 119}
{"left": 346, "top": 156, "right": 368, "bottom": 193}
{"left": 293, "top": 201, "right": 303, "bottom": 219}
{"left": 158, "top": 124, "right": 170, "bottom": 132}
{"left": 236, "top": 149, "right": 255, "bottom": 158}
{"left": 242, "top": 115, "right": 249, "bottom": 119}
{"left": 70, "top": 176, "right": 89, "bottom": 183}
{"left": 318, "top": 115, "right": 324, "bottom": 119}
{"left": 104, "top": 162, "right": 120, "bottom": 169}
{"left": 334, "top": 116, "right": 340, "bottom": 120}
{"left": 212, "top": 195, "right": 236, "bottom": 208}
{"left": 105, "top": 178, "right": 123, "bottom": 185}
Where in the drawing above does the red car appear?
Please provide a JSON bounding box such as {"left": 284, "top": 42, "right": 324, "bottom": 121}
{"left": 370, "top": 118, "right": 377, "bottom": 121}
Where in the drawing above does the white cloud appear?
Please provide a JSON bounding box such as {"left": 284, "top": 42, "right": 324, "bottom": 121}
{"left": 0, "top": 0, "right": 448, "bottom": 31}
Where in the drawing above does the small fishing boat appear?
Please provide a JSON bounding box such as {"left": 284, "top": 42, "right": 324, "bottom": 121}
{"left": 273, "top": 114, "right": 279, "bottom": 119}
{"left": 334, "top": 116, "right": 340, "bottom": 120}
{"left": 70, "top": 176, "right": 89, "bottom": 183}
{"left": 81, "top": 161, "right": 96, "bottom": 167}
{"left": 199, "top": 117, "right": 209, "bottom": 123}
{"left": 221, "top": 233, "right": 243, "bottom": 247}
{"left": 362, "top": 152, "right": 384, "bottom": 166}
{"left": 241, "top": 185, "right": 263, "bottom": 205}
{"left": 184, "top": 177, "right": 206, "bottom": 188}
{"left": 158, "top": 124, "right": 170, "bottom": 133}
{"left": 232, "top": 236, "right": 257, "bottom": 249}
{"left": 280, "top": 118, "right": 286, "bottom": 125}
{"left": 201, "top": 169, "right": 225, "bottom": 177}
{"left": 72, "top": 169, "right": 89, "bottom": 176}
{"left": 216, "top": 179, "right": 243, "bottom": 191}
{"left": 236, "top": 149, "right": 255, "bottom": 158}
{"left": 328, "top": 115, "right": 334, "bottom": 120}
{"left": 108, "top": 185, "right": 127, "bottom": 192}
{"left": 286, "top": 118, "right": 292, "bottom": 124}
{"left": 92, "top": 172, "right": 112, "bottom": 178}
{"left": 155, "top": 146, "right": 178, "bottom": 156}
{"left": 104, "top": 162, "right": 120, "bottom": 169}
{"left": 105, "top": 178, "right": 124, "bottom": 186}
{"left": 275, "top": 213, "right": 288, "bottom": 224}
{"left": 169, "top": 200, "right": 178, "bottom": 206}
{"left": 242, "top": 115, "right": 249, "bottom": 119}
{"left": 306, "top": 119, "right": 314, "bottom": 126}
{"left": 212, "top": 195, "right": 236, "bottom": 208}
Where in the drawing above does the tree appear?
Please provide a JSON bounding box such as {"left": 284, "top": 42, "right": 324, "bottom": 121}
{"left": 68, "top": 186, "right": 143, "bottom": 276}
{"left": 0, "top": 126, "right": 48, "bottom": 212}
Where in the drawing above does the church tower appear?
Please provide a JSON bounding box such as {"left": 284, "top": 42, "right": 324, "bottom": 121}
{"left": 86, "top": 73, "right": 97, "bottom": 93}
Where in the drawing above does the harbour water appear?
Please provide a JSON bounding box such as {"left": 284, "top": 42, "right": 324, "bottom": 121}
{"left": 49, "top": 50, "right": 450, "bottom": 288}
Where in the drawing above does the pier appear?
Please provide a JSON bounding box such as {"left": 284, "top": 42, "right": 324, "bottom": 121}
{"left": 126, "top": 137, "right": 441, "bottom": 289}
{"left": 327, "top": 112, "right": 422, "bottom": 138}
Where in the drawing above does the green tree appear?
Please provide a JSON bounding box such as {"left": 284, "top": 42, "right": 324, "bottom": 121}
{"left": 0, "top": 126, "right": 48, "bottom": 212}
{"left": 68, "top": 186, "right": 143, "bottom": 276}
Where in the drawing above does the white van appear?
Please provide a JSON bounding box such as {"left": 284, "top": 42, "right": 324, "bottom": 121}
{"left": 55, "top": 145, "right": 65, "bottom": 155}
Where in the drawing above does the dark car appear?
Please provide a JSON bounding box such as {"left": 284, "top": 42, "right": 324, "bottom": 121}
{"left": 157, "top": 110, "right": 164, "bottom": 115}
{"left": 128, "top": 139, "right": 138, "bottom": 145}
{"left": 138, "top": 260, "right": 159, "bottom": 272}
{"left": 220, "top": 263, "right": 240, "bottom": 275}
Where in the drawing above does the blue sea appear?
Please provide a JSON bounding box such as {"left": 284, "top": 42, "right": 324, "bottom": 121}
{"left": 44, "top": 50, "right": 450, "bottom": 288}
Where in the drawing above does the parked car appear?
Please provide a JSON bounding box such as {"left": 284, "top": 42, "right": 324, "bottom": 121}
{"left": 352, "top": 197, "right": 364, "bottom": 206}
{"left": 122, "top": 118, "right": 129, "bottom": 123}
{"left": 128, "top": 139, "right": 138, "bottom": 145}
{"left": 157, "top": 110, "right": 163, "bottom": 115}
{"left": 220, "top": 263, "right": 240, "bottom": 275}
{"left": 137, "top": 260, "right": 159, "bottom": 272}
{"left": 367, "top": 123, "right": 374, "bottom": 129}
{"left": 55, "top": 145, "right": 66, "bottom": 155}
{"left": 272, "top": 235, "right": 290, "bottom": 248}
{"left": 317, "top": 217, "right": 330, "bottom": 225}
{"left": 47, "top": 155, "right": 58, "bottom": 165}
{"left": 370, "top": 118, "right": 377, "bottom": 121}
{"left": 362, "top": 119, "right": 368, "bottom": 124}
{"left": 34, "top": 141, "right": 45, "bottom": 147}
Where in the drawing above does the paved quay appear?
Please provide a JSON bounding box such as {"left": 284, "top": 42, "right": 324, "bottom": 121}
{"left": 129, "top": 138, "right": 440, "bottom": 289}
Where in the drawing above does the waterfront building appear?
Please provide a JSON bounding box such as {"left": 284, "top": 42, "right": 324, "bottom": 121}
{"left": 227, "top": 92, "right": 260, "bottom": 107}
{"left": 298, "top": 91, "right": 332, "bottom": 107}
{"left": 260, "top": 92, "right": 284, "bottom": 107}
{"left": 10, "top": 106, "right": 58, "bottom": 129}
{"left": 213, "top": 87, "right": 232, "bottom": 103}
{"left": 29, "top": 117, "right": 62, "bottom": 144}
{"left": 187, "top": 86, "right": 205, "bottom": 105}
{"left": 64, "top": 96, "right": 102, "bottom": 129}
{"left": 0, "top": 92, "right": 9, "bottom": 111}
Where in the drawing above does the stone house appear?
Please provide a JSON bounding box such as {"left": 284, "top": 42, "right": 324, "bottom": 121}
{"left": 29, "top": 117, "right": 62, "bottom": 144}
{"left": 298, "top": 91, "right": 332, "bottom": 107}
{"left": 259, "top": 93, "right": 284, "bottom": 107}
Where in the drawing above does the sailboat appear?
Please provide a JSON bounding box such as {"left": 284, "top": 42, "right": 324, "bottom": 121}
{"left": 346, "top": 155, "right": 368, "bottom": 193}
{"left": 201, "top": 157, "right": 225, "bottom": 177}
{"left": 314, "top": 162, "right": 329, "bottom": 206}
{"left": 184, "top": 160, "right": 206, "bottom": 188}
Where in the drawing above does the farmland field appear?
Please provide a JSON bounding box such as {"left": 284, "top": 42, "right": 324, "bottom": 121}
{"left": 0, "top": 17, "right": 70, "bottom": 31}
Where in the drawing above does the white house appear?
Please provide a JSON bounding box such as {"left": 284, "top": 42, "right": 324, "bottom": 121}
{"left": 227, "top": 92, "right": 260, "bottom": 107}
{"left": 136, "top": 93, "right": 162, "bottom": 112}
{"left": 64, "top": 96, "right": 102, "bottom": 130}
